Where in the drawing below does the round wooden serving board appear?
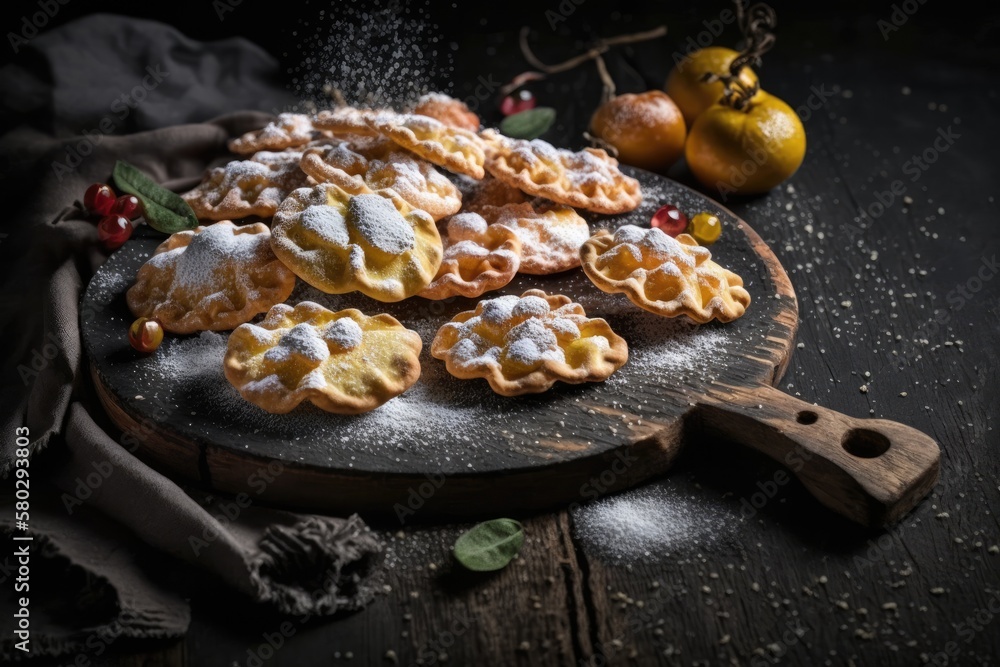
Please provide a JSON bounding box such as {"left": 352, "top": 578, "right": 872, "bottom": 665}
{"left": 83, "top": 168, "right": 939, "bottom": 526}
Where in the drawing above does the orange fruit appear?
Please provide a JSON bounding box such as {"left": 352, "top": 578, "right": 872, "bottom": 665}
{"left": 665, "top": 47, "right": 759, "bottom": 126}
{"left": 685, "top": 90, "right": 806, "bottom": 195}
{"left": 588, "top": 90, "right": 686, "bottom": 172}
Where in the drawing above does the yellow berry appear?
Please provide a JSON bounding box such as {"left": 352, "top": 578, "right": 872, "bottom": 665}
{"left": 689, "top": 212, "right": 722, "bottom": 245}
{"left": 129, "top": 317, "right": 164, "bottom": 354}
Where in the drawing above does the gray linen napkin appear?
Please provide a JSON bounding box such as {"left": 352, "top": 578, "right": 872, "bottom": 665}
{"left": 0, "top": 14, "right": 382, "bottom": 659}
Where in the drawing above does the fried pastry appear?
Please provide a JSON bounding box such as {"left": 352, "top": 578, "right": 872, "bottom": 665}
{"left": 463, "top": 176, "right": 528, "bottom": 211}
{"left": 431, "top": 289, "right": 628, "bottom": 396}
{"left": 481, "top": 129, "right": 641, "bottom": 214}
{"left": 269, "top": 182, "right": 443, "bottom": 302}
{"left": 250, "top": 149, "right": 308, "bottom": 168}
{"left": 367, "top": 112, "right": 486, "bottom": 179}
{"left": 419, "top": 212, "right": 521, "bottom": 300}
{"left": 224, "top": 301, "right": 422, "bottom": 414}
{"left": 477, "top": 201, "right": 590, "bottom": 275}
{"left": 580, "top": 225, "right": 750, "bottom": 323}
{"left": 228, "top": 113, "right": 318, "bottom": 154}
{"left": 182, "top": 159, "right": 308, "bottom": 220}
{"left": 126, "top": 221, "right": 296, "bottom": 334}
{"left": 312, "top": 107, "right": 381, "bottom": 136}
{"left": 300, "top": 140, "right": 462, "bottom": 221}
{"left": 411, "top": 93, "right": 480, "bottom": 132}
{"left": 249, "top": 137, "right": 342, "bottom": 168}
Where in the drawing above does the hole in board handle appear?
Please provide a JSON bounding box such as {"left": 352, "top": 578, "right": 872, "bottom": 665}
{"left": 796, "top": 410, "right": 818, "bottom": 425}
{"left": 842, "top": 428, "right": 891, "bottom": 458}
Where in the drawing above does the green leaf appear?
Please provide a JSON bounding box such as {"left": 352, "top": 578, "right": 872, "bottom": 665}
{"left": 453, "top": 519, "right": 524, "bottom": 571}
{"left": 500, "top": 107, "right": 556, "bottom": 140}
{"left": 113, "top": 160, "right": 199, "bottom": 234}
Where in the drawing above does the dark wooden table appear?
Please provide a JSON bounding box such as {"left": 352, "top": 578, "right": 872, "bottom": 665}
{"left": 39, "top": 3, "right": 1000, "bottom": 665}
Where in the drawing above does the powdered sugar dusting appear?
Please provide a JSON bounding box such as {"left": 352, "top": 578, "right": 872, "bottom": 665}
{"left": 158, "top": 331, "right": 228, "bottom": 381}
{"left": 487, "top": 204, "right": 590, "bottom": 270}
{"left": 446, "top": 212, "right": 488, "bottom": 240}
{"left": 505, "top": 319, "right": 564, "bottom": 366}
{"left": 573, "top": 484, "right": 735, "bottom": 563}
{"left": 263, "top": 323, "right": 331, "bottom": 365}
{"left": 613, "top": 224, "right": 699, "bottom": 267}
{"left": 323, "top": 317, "right": 363, "bottom": 350}
{"left": 261, "top": 113, "right": 313, "bottom": 140}
{"left": 288, "top": 1, "right": 454, "bottom": 111}
{"left": 300, "top": 204, "right": 350, "bottom": 246}
{"left": 348, "top": 194, "right": 416, "bottom": 254}
{"left": 151, "top": 223, "right": 265, "bottom": 291}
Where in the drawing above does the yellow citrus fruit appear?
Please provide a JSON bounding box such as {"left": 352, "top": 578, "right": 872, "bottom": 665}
{"left": 588, "top": 90, "right": 686, "bottom": 172}
{"left": 685, "top": 90, "right": 806, "bottom": 196}
{"left": 665, "top": 46, "right": 759, "bottom": 126}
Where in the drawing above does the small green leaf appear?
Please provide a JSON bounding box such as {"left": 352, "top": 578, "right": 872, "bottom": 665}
{"left": 453, "top": 519, "right": 524, "bottom": 571}
{"left": 500, "top": 107, "right": 556, "bottom": 140}
{"left": 113, "top": 160, "right": 199, "bottom": 234}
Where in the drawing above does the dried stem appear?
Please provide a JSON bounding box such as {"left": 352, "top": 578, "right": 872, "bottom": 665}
{"left": 730, "top": 1, "right": 777, "bottom": 75}
{"left": 516, "top": 25, "right": 667, "bottom": 96}
{"left": 593, "top": 54, "right": 616, "bottom": 102}
{"left": 701, "top": 1, "right": 776, "bottom": 111}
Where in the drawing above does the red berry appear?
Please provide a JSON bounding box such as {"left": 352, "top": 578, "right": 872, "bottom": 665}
{"left": 112, "top": 195, "right": 143, "bottom": 220}
{"left": 651, "top": 204, "right": 688, "bottom": 237}
{"left": 500, "top": 89, "right": 536, "bottom": 116}
{"left": 97, "top": 215, "right": 133, "bottom": 250}
{"left": 129, "top": 317, "right": 164, "bottom": 354}
{"left": 84, "top": 183, "right": 116, "bottom": 216}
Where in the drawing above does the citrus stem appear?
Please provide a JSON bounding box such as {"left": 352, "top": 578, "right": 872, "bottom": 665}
{"left": 700, "top": 0, "right": 775, "bottom": 111}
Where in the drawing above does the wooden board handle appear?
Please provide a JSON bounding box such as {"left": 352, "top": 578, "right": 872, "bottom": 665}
{"left": 694, "top": 384, "right": 940, "bottom": 526}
